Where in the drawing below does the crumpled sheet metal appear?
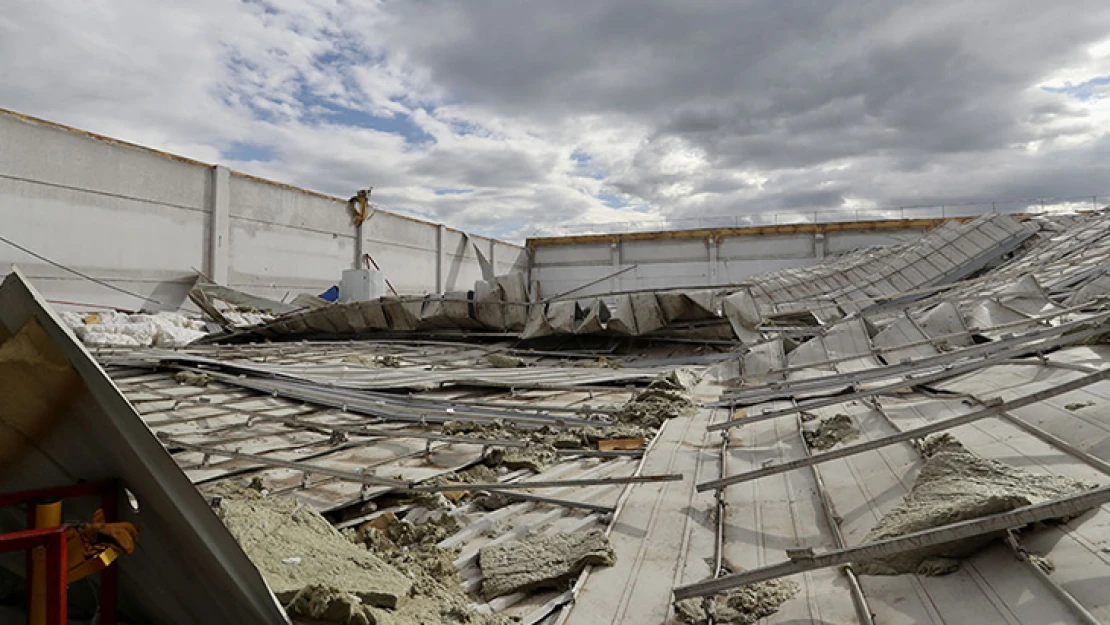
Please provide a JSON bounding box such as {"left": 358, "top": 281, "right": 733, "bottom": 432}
{"left": 872, "top": 313, "right": 938, "bottom": 363}
{"left": 742, "top": 214, "right": 1034, "bottom": 322}
{"left": 202, "top": 215, "right": 1037, "bottom": 345}
{"left": 0, "top": 267, "right": 289, "bottom": 625}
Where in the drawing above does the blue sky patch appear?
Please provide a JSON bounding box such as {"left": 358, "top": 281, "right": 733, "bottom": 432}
{"left": 1043, "top": 75, "right": 1110, "bottom": 100}
{"left": 598, "top": 192, "right": 629, "bottom": 209}
{"left": 223, "top": 141, "right": 276, "bottom": 162}
{"left": 308, "top": 99, "right": 436, "bottom": 146}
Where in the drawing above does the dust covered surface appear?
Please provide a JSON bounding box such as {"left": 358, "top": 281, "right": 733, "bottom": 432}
{"left": 803, "top": 413, "right": 858, "bottom": 451}
{"left": 206, "top": 484, "right": 412, "bottom": 607}
{"left": 613, "top": 370, "right": 699, "bottom": 429}
{"left": 212, "top": 482, "right": 518, "bottom": 625}
{"left": 342, "top": 354, "right": 401, "bottom": 368}
{"left": 478, "top": 529, "right": 616, "bottom": 600}
{"left": 673, "top": 579, "right": 800, "bottom": 625}
{"left": 486, "top": 353, "right": 525, "bottom": 368}
{"left": 286, "top": 585, "right": 372, "bottom": 625}
{"left": 351, "top": 513, "right": 520, "bottom": 625}
{"left": 484, "top": 443, "right": 557, "bottom": 472}
{"left": 856, "top": 434, "right": 1098, "bottom": 575}
{"left": 173, "top": 370, "right": 211, "bottom": 387}
{"left": 442, "top": 420, "right": 649, "bottom": 453}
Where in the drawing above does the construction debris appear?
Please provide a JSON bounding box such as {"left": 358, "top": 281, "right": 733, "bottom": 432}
{"left": 486, "top": 353, "right": 525, "bottom": 368}
{"left": 485, "top": 443, "right": 558, "bottom": 472}
{"left": 173, "top": 370, "right": 210, "bottom": 387}
{"left": 856, "top": 435, "right": 1097, "bottom": 575}
{"left": 614, "top": 371, "right": 698, "bottom": 428}
{"left": 478, "top": 529, "right": 616, "bottom": 600}
{"left": 207, "top": 484, "right": 412, "bottom": 607}
{"left": 343, "top": 354, "right": 402, "bottom": 368}
{"left": 350, "top": 511, "right": 518, "bottom": 625}
{"left": 59, "top": 310, "right": 207, "bottom": 347}
{"left": 442, "top": 419, "right": 649, "bottom": 452}
{"left": 674, "top": 579, "right": 800, "bottom": 625}
{"left": 803, "top": 413, "right": 858, "bottom": 450}
{"left": 285, "top": 585, "right": 371, "bottom": 625}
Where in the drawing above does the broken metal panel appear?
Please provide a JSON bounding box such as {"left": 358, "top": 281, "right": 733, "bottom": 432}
{"left": 382, "top": 297, "right": 422, "bottom": 332}
{"left": 629, "top": 292, "right": 666, "bottom": 336}
{"left": 497, "top": 272, "right": 530, "bottom": 331}
{"left": 743, "top": 339, "right": 787, "bottom": 380}
{"left": 994, "top": 274, "right": 1060, "bottom": 317}
{"left": 723, "top": 288, "right": 762, "bottom": 342}
{"left": 913, "top": 300, "right": 973, "bottom": 349}
{"left": 574, "top": 299, "right": 608, "bottom": 334}
{"left": 189, "top": 280, "right": 298, "bottom": 316}
{"left": 655, "top": 290, "right": 719, "bottom": 323}
{"left": 353, "top": 300, "right": 390, "bottom": 330}
{"left": 0, "top": 268, "right": 289, "bottom": 625}
{"left": 545, "top": 300, "right": 578, "bottom": 335}
{"left": 822, "top": 317, "right": 882, "bottom": 372}
{"left": 786, "top": 334, "right": 830, "bottom": 369}
{"left": 674, "top": 484, "right": 1110, "bottom": 600}
{"left": 474, "top": 279, "right": 506, "bottom": 329}
{"left": 963, "top": 298, "right": 1037, "bottom": 338}
{"left": 871, "top": 313, "right": 939, "bottom": 363}
{"left": 421, "top": 292, "right": 484, "bottom": 329}
{"left": 522, "top": 302, "right": 555, "bottom": 339}
{"left": 605, "top": 294, "right": 637, "bottom": 335}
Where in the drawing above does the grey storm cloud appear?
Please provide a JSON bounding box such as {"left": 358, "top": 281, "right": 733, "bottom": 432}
{"left": 381, "top": 0, "right": 1110, "bottom": 221}
{"left": 2, "top": 0, "right": 1109, "bottom": 239}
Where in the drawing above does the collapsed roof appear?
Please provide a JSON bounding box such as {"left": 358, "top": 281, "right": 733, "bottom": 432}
{"left": 12, "top": 208, "right": 1110, "bottom": 624}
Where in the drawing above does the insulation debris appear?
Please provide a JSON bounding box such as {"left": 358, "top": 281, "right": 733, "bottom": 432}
{"left": 285, "top": 585, "right": 371, "bottom": 625}
{"left": 485, "top": 443, "right": 557, "bottom": 472}
{"left": 572, "top": 356, "right": 623, "bottom": 369}
{"left": 343, "top": 354, "right": 402, "bottom": 368}
{"left": 802, "top": 413, "right": 858, "bottom": 450}
{"left": 173, "top": 370, "right": 210, "bottom": 387}
{"left": 856, "top": 435, "right": 1097, "bottom": 575}
{"left": 478, "top": 529, "right": 616, "bottom": 600}
{"left": 351, "top": 512, "right": 518, "bottom": 625}
{"left": 614, "top": 371, "right": 698, "bottom": 428}
{"left": 442, "top": 420, "right": 649, "bottom": 452}
{"left": 59, "top": 310, "right": 207, "bottom": 347}
{"left": 485, "top": 353, "right": 525, "bottom": 368}
{"left": 673, "top": 579, "right": 800, "bottom": 625}
{"left": 206, "top": 484, "right": 412, "bottom": 607}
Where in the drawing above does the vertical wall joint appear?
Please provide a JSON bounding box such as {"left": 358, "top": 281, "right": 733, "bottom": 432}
{"left": 208, "top": 165, "right": 231, "bottom": 284}
{"left": 436, "top": 224, "right": 446, "bottom": 294}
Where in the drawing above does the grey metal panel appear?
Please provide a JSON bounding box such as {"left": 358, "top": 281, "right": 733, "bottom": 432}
{"left": 0, "top": 268, "right": 288, "bottom": 625}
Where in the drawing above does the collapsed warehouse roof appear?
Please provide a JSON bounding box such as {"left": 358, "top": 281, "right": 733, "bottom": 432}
{"left": 12, "top": 208, "right": 1110, "bottom": 623}
{"left": 205, "top": 214, "right": 1036, "bottom": 344}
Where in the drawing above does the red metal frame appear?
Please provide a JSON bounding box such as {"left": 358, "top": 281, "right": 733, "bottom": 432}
{"left": 0, "top": 481, "right": 118, "bottom": 625}
{"left": 0, "top": 527, "right": 66, "bottom": 625}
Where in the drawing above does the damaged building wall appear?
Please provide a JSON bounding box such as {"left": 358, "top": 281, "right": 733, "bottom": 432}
{"left": 0, "top": 108, "right": 527, "bottom": 311}
{"left": 529, "top": 223, "right": 949, "bottom": 298}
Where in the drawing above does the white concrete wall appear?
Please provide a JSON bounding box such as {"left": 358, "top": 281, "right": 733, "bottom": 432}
{"left": 0, "top": 110, "right": 527, "bottom": 311}
{"left": 529, "top": 226, "right": 931, "bottom": 298}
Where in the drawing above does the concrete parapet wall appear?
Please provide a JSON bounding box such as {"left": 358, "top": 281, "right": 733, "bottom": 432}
{"left": 0, "top": 109, "right": 527, "bottom": 311}
{"left": 528, "top": 223, "right": 934, "bottom": 298}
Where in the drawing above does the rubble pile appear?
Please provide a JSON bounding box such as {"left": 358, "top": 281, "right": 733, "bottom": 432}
{"left": 802, "top": 413, "right": 859, "bottom": 451}
{"left": 674, "top": 579, "right": 800, "bottom": 625}
{"left": 614, "top": 370, "right": 699, "bottom": 428}
{"left": 478, "top": 529, "right": 616, "bottom": 600}
{"left": 209, "top": 482, "right": 519, "bottom": 625}
{"left": 206, "top": 484, "right": 411, "bottom": 608}
{"left": 856, "top": 434, "right": 1097, "bottom": 575}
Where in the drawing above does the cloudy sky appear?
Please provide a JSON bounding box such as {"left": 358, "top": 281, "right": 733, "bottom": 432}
{"left": 2, "top": 1, "right": 1108, "bottom": 241}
